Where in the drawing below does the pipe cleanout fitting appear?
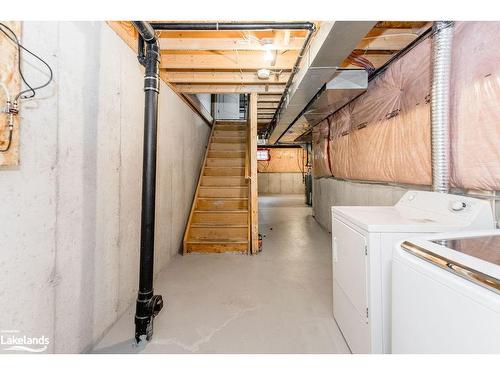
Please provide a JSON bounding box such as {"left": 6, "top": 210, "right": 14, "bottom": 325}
{"left": 431, "top": 21, "right": 454, "bottom": 193}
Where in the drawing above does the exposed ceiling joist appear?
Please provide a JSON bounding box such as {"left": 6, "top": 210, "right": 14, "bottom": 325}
{"left": 173, "top": 84, "right": 285, "bottom": 94}
{"left": 356, "top": 28, "right": 419, "bottom": 50}
{"left": 375, "top": 21, "right": 428, "bottom": 29}
{"left": 160, "top": 50, "right": 298, "bottom": 70}
{"left": 258, "top": 94, "right": 282, "bottom": 102}
{"left": 159, "top": 37, "right": 305, "bottom": 51}
{"left": 157, "top": 30, "right": 309, "bottom": 39}
{"left": 162, "top": 71, "right": 290, "bottom": 84}
{"left": 258, "top": 102, "right": 279, "bottom": 109}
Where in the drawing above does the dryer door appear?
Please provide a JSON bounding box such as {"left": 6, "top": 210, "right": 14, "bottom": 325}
{"left": 332, "top": 217, "right": 369, "bottom": 353}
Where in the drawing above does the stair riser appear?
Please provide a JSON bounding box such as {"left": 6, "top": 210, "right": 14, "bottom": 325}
{"left": 189, "top": 227, "right": 247, "bottom": 241}
{"left": 207, "top": 151, "right": 245, "bottom": 158}
{"left": 185, "top": 242, "right": 248, "bottom": 253}
{"left": 192, "top": 212, "right": 247, "bottom": 225}
{"left": 201, "top": 176, "right": 246, "bottom": 186}
{"left": 206, "top": 158, "right": 244, "bottom": 167}
{"left": 198, "top": 187, "right": 248, "bottom": 198}
{"left": 210, "top": 143, "right": 246, "bottom": 151}
{"left": 215, "top": 124, "right": 247, "bottom": 130}
{"left": 204, "top": 167, "right": 245, "bottom": 176}
{"left": 196, "top": 199, "right": 248, "bottom": 210}
{"left": 211, "top": 137, "right": 245, "bottom": 144}
{"left": 213, "top": 130, "right": 246, "bottom": 137}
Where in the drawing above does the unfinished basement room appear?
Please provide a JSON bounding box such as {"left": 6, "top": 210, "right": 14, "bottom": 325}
{"left": 1, "top": 1, "right": 500, "bottom": 373}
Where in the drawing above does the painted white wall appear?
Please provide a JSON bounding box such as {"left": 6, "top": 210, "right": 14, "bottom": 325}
{"left": 0, "top": 22, "right": 210, "bottom": 353}
{"left": 195, "top": 94, "right": 211, "bottom": 115}
{"left": 214, "top": 94, "right": 240, "bottom": 119}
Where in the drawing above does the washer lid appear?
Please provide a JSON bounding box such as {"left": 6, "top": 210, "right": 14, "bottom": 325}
{"left": 331, "top": 190, "right": 493, "bottom": 233}
{"left": 399, "top": 230, "right": 500, "bottom": 294}
{"left": 332, "top": 205, "right": 469, "bottom": 233}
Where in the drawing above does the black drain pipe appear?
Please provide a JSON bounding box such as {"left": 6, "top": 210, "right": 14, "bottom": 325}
{"left": 150, "top": 22, "right": 314, "bottom": 31}
{"left": 132, "top": 21, "right": 164, "bottom": 343}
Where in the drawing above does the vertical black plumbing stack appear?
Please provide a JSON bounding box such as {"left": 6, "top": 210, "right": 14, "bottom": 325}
{"left": 132, "top": 21, "right": 164, "bottom": 343}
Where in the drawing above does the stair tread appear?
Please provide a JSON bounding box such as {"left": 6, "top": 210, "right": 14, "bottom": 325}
{"left": 194, "top": 209, "right": 248, "bottom": 213}
{"left": 186, "top": 239, "right": 248, "bottom": 244}
{"left": 191, "top": 223, "right": 247, "bottom": 228}
{"left": 197, "top": 197, "right": 247, "bottom": 200}
{"left": 199, "top": 186, "right": 248, "bottom": 189}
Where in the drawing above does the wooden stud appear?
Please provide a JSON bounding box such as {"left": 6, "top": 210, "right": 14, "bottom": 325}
{"left": 249, "top": 92, "right": 259, "bottom": 254}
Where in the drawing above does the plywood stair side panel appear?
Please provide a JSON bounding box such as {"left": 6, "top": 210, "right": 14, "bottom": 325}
{"left": 183, "top": 120, "right": 250, "bottom": 254}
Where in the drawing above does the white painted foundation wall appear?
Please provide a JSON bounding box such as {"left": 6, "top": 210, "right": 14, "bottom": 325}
{"left": 312, "top": 178, "right": 499, "bottom": 232}
{"left": 0, "top": 22, "right": 210, "bottom": 353}
{"left": 258, "top": 173, "right": 304, "bottom": 194}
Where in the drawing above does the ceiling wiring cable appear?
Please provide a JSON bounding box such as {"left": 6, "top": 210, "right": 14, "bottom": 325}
{"left": 0, "top": 22, "right": 53, "bottom": 101}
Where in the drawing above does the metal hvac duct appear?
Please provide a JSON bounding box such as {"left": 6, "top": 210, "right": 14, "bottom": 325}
{"left": 431, "top": 21, "right": 454, "bottom": 193}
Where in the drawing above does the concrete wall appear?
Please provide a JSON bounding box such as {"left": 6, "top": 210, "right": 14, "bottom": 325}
{"left": 258, "top": 173, "right": 305, "bottom": 194}
{"left": 313, "top": 178, "right": 500, "bottom": 232}
{"left": 0, "top": 22, "right": 210, "bottom": 353}
{"left": 195, "top": 94, "right": 211, "bottom": 115}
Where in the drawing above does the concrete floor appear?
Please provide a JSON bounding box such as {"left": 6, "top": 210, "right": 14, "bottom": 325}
{"left": 92, "top": 194, "right": 349, "bottom": 354}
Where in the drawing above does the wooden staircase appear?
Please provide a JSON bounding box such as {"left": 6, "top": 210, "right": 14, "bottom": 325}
{"left": 183, "top": 120, "right": 255, "bottom": 254}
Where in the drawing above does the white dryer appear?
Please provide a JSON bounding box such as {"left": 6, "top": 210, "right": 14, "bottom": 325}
{"left": 392, "top": 230, "right": 500, "bottom": 353}
{"left": 331, "top": 190, "right": 494, "bottom": 354}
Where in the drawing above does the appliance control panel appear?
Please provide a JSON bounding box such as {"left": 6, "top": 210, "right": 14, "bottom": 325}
{"left": 396, "top": 191, "right": 492, "bottom": 224}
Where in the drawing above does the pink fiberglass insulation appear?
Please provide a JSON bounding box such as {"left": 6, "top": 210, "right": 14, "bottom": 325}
{"left": 313, "top": 21, "right": 500, "bottom": 191}
{"left": 327, "top": 36, "right": 432, "bottom": 185}
{"left": 450, "top": 22, "right": 500, "bottom": 191}
{"left": 312, "top": 119, "right": 332, "bottom": 177}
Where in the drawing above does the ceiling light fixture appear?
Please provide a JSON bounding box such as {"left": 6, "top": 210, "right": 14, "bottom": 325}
{"left": 257, "top": 68, "right": 271, "bottom": 80}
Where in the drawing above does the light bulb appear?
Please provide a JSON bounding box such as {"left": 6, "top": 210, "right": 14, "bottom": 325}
{"left": 264, "top": 49, "right": 273, "bottom": 62}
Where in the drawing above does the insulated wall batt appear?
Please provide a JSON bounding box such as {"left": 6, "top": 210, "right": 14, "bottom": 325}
{"left": 450, "top": 22, "right": 500, "bottom": 190}
{"left": 328, "top": 37, "right": 432, "bottom": 185}
{"left": 312, "top": 120, "right": 331, "bottom": 177}
{"left": 313, "top": 22, "right": 500, "bottom": 191}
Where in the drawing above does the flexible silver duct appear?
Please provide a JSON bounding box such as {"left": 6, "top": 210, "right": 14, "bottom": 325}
{"left": 431, "top": 21, "right": 454, "bottom": 193}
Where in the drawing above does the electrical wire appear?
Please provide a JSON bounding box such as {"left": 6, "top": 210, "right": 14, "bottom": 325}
{"left": 0, "top": 22, "right": 53, "bottom": 101}
{"left": 0, "top": 22, "right": 53, "bottom": 153}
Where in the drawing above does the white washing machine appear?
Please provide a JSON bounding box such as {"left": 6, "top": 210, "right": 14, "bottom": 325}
{"left": 392, "top": 230, "right": 500, "bottom": 353}
{"left": 331, "top": 190, "right": 494, "bottom": 354}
